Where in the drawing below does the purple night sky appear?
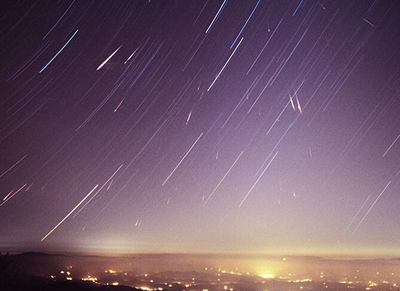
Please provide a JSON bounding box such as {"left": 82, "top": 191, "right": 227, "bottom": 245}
{"left": 1, "top": 0, "right": 400, "bottom": 256}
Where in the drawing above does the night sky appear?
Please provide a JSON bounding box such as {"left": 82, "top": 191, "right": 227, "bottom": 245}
{"left": 2, "top": 0, "right": 400, "bottom": 256}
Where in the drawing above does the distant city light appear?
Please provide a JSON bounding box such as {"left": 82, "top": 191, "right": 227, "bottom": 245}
{"left": 259, "top": 274, "right": 275, "bottom": 279}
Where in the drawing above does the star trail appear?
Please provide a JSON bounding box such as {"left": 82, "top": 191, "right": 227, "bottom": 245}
{"left": 1, "top": 0, "right": 400, "bottom": 256}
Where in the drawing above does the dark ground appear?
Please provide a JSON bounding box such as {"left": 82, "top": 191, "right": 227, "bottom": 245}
{"left": 0, "top": 252, "right": 139, "bottom": 291}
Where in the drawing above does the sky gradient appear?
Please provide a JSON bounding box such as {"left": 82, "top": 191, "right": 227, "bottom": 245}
{"left": 1, "top": 0, "right": 400, "bottom": 256}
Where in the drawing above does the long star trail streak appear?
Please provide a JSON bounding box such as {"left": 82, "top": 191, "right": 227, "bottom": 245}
{"left": 351, "top": 181, "right": 392, "bottom": 237}
{"left": 162, "top": 133, "right": 203, "bottom": 186}
{"left": 269, "top": 28, "right": 309, "bottom": 86}
{"left": 0, "top": 183, "right": 27, "bottom": 207}
{"left": 96, "top": 168, "right": 140, "bottom": 217}
{"left": 125, "top": 119, "right": 168, "bottom": 169}
{"left": 41, "top": 184, "right": 99, "bottom": 241}
{"left": 292, "top": 0, "right": 304, "bottom": 16}
{"left": 0, "top": 154, "right": 27, "bottom": 179}
{"left": 203, "top": 151, "right": 244, "bottom": 206}
{"left": 75, "top": 84, "right": 121, "bottom": 131}
{"left": 207, "top": 37, "right": 243, "bottom": 91}
{"left": 259, "top": 120, "right": 294, "bottom": 177}
{"left": 383, "top": 134, "right": 400, "bottom": 157}
{"left": 246, "top": 18, "right": 283, "bottom": 75}
{"left": 39, "top": 29, "right": 78, "bottom": 73}
{"left": 230, "top": 0, "right": 260, "bottom": 49}
{"left": 6, "top": 76, "right": 52, "bottom": 118}
{"left": 205, "top": 0, "right": 228, "bottom": 34}
{"left": 8, "top": 42, "right": 50, "bottom": 81}
{"left": 339, "top": 194, "right": 371, "bottom": 241}
{"left": 221, "top": 75, "right": 261, "bottom": 129}
{"left": 72, "top": 164, "right": 124, "bottom": 217}
{"left": 42, "top": 0, "right": 75, "bottom": 40}
{"left": 0, "top": 99, "right": 50, "bottom": 143}
{"left": 239, "top": 151, "right": 279, "bottom": 208}
{"left": 322, "top": 55, "right": 366, "bottom": 112}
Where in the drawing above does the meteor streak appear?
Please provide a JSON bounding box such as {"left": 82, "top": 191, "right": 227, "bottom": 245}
{"left": 290, "top": 94, "right": 296, "bottom": 111}
{"left": 295, "top": 93, "right": 302, "bottom": 113}
{"left": 97, "top": 45, "right": 122, "bottom": 70}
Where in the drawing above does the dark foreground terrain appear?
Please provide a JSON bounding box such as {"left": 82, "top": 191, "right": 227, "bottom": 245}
{"left": 1, "top": 252, "right": 400, "bottom": 291}
{"left": 0, "top": 253, "right": 138, "bottom": 291}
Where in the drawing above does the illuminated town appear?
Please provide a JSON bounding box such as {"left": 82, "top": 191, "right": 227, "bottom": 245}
{"left": 21, "top": 255, "right": 399, "bottom": 291}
